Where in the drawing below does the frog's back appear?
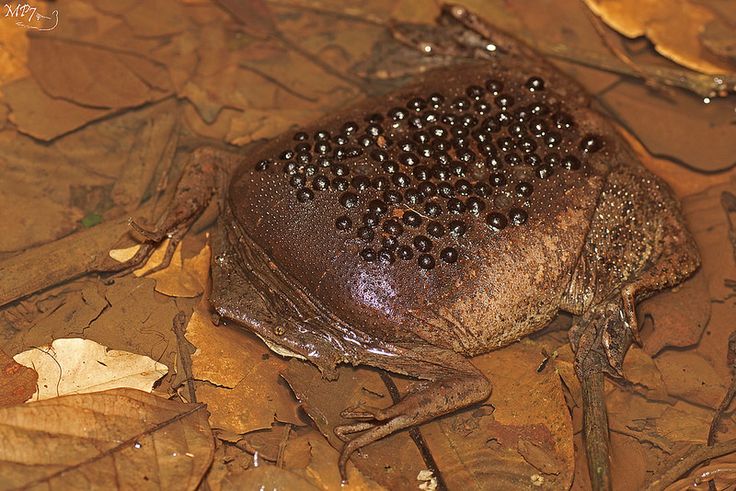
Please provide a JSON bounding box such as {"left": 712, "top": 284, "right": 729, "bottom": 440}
{"left": 228, "top": 60, "right": 617, "bottom": 355}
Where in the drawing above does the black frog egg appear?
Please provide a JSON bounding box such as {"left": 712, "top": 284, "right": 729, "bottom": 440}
{"left": 339, "top": 192, "right": 359, "bottom": 208}
{"left": 333, "top": 134, "right": 349, "bottom": 146}
{"left": 424, "top": 201, "right": 443, "bottom": 217}
{"left": 365, "top": 124, "right": 383, "bottom": 137}
{"left": 256, "top": 159, "right": 270, "bottom": 171}
{"left": 455, "top": 179, "right": 472, "bottom": 196}
{"left": 498, "top": 137, "right": 515, "bottom": 152}
{"left": 562, "top": 155, "right": 582, "bottom": 170}
{"left": 495, "top": 94, "right": 514, "bottom": 108}
{"left": 342, "top": 121, "right": 359, "bottom": 134}
{"left": 382, "top": 160, "right": 400, "bottom": 174}
{"left": 529, "top": 118, "right": 547, "bottom": 137}
{"left": 450, "top": 97, "right": 470, "bottom": 112}
{"left": 363, "top": 213, "right": 380, "bottom": 228}
{"left": 360, "top": 248, "right": 377, "bottom": 262}
{"left": 418, "top": 181, "right": 437, "bottom": 198}
{"left": 382, "top": 236, "right": 399, "bottom": 251}
{"left": 368, "top": 198, "right": 388, "bottom": 216}
{"left": 447, "top": 198, "right": 466, "bottom": 214}
{"left": 580, "top": 134, "right": 604, "bottom": 153}
{"left": 335, "top": 216, "right": 352, "bottom": 231}
{"left": 357, "top": 226, "right": 375, "bottom": 242}
{"left": 516, "top": 182, "right": 534, "bottom": 197}
{"left": 378, "top": 249, "right": 395, "bottom": 264}
{"left": 437, "top": 182, "right": 454, "bottom": 198}
{"left": 544, "top": 132, "right": 562, "bottom": 148}
{"left": 402, "top": 210, "right": 423, "bottom": 227}
{"left": 428, "top": 92, "right": 445, "bottom": 108}
{"left": 314, "top": 141, "right": 332, "bottom": 155}
{"left": 413, "top": 166, "right": 431, "bottom": 181}
{"left": 295, "top": 142, "right": 311, "bottom": 153}
{"left": 399, "top": 152, "right": 420, "bottom": 167}
{"left": 290, "top": 173, "right": 306, "bottom": 188}
{"left": 383, "top": 219, "right": 404, "bottom": 236}
{"left": 332, "top": 163, "right": 349, "bottom": 177}
{"left": 485, "top": 212, "right": 508, "bottom": 231}
{"left": 466, "top": 85, "right": 485, "bottom": 100}
{"left": 518, "top": 137, "right": 537, "bottom": 154}
{"left": 509, "top": 208, "right": 529, "bottom": 225}
{"left": 485, "top": 79, "right": 503, "bottom": 95}
{"left": 553, "top": 112, "right": 575, "bottom": 130}
{"left": 332, "top": 176, "right": 350, "bottom": 191}
{"left": 418, "top": 254, "right": 436, "bottom": 270}
{"left": 372, "top": 176, "right": 390, "bottom": 190}
{"left": 413, "top": 235, "right": 433, "bottom": 252}
{"left": 405, "top": 188, "right": 424, "bottom": 205}
{"left": 296, "top": 188, "right": 314, "bottom": 202}
{"left": 397, "top": 245, "right": 414, "bottom": 260}
{"left": 407, "top": 97, "right": 427, "bottom": 112}
{"left": 427, "top": 221, "right": 445, "bottom": 238}
{"left": 383, "top": 190, "right": 403, "bottom": 204}
{"left": 293, "top": 131, "right": 309, "bottom": 141}
{"left": 525, "top": 76, "right": 545, "bottom": 92}
{"left": 440, "top": 247, "right": 459, "bottom": 264}
{"left": 392, "top": 172, "right": 411, "bottom": 188}
{"left": 351, "top": 175, "right": 371, "bottom": 191}
{"left": 312, "top": 175, "right": 330, "bottom": 191}
{"left": 466, "top": 197, "right": 486, "bottom": 215}
{"left": 371, "top": 149, "right": 389, "bottom": 162}
{"left": 389, "top": 107, "right": 408, "bottom": 122}
{"left": 524, "top": 153, "right": 542, "bottom": 166}
{"left": 314, "top": 130, "right": 330, "bottom": 141}
{"left": 280, "top": 149, "right": 295, "bottom": 161}
{"left": 475, "top": 182, "right": 492, "bottom": 197}
{"left": 504, "top": 153, "right": 521, "bottom": 166}
{"left": 365, "top": 112, "right": 384, "bottom": 123}
{"left": 448, "top": 220, "right": 468, "bottom": 237}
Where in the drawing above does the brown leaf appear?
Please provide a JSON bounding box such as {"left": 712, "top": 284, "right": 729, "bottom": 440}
{"left": 283, "top": 360, "right": 428, "bottom": 489}
{"left": 584, "top": 0, "right": 736, "bottom": 74}
{"left": 186, "top": 299, "right": 302, "bottom": 433}
{"left": 0, "top": 348, "right": 37, "bottom": 406}
{"left": 215, "top": 0, "right": 276, "bottom": 37}
{"left": 28, "top": 36, "right": 168, "bottom": 109}
{"left": 0, "top": 388, "right": 214, "bottom": 489}
{"left": 3, "top": 76, "right": 114, "bottom": 140}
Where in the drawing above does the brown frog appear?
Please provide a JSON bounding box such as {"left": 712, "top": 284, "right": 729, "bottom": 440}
{"left": 121, "top": 5, "right": 700, "bottom": 487}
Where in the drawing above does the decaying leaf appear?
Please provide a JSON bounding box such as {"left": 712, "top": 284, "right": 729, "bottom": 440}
{"left": 0, "top": 348, "right": 37, "bottom": 406}
{"left": 0, "top": 388, "right": 214, "bottom": 490}
{"left": 285, "top": 339, "right": 574, "bottom": 490}
{"left": 185, "top": 298, "right": 301, "bottom": 433}
{"left": 13, "top": 337, "right": 167, "bottom": 401}
{"left": 584, "top": 0, "right": 736, "bottom": 74}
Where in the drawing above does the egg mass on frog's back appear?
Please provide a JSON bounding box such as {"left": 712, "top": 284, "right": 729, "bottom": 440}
{"left": 228, "top": 61, "right": 613, "bottom": 355}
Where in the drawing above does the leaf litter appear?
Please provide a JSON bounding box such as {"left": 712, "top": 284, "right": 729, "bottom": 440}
{"left": 0, "top": 0, "right": 735, "bottom": 489}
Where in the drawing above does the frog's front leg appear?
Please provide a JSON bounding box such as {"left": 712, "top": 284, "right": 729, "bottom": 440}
{"left": 103, "top": 147, "right": 231, "bottom": 275}
{"left": 334, "top": 345, "right": 491, "bottom": 482}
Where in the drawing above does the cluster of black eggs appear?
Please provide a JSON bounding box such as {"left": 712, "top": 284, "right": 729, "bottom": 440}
{"left": 255, "top": 74, "right": 604, "bottom": 270}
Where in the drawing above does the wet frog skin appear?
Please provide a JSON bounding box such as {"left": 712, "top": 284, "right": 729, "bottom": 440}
{"left": 122, "top": 5, "right": 701, "bottom": 486}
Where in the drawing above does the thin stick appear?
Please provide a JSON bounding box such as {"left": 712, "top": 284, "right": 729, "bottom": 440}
{"left": 579, "top": 351, "right": 612, "bottom": 491}
{"left": 647, "top": 439, "right": 736, "bottom": 491}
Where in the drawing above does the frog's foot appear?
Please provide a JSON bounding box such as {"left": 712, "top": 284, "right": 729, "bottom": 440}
{"left": 102, "top": 147, "right": 224, "bottom": 276}
{"left": 333, "top": 346, "right": 491, "bottom": 483}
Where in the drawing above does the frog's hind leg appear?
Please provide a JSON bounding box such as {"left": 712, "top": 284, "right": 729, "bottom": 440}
{"left": 334, "top": 345, "right": 491, "bottom": 482}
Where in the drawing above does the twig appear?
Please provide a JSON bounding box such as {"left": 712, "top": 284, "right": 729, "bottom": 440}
{"left": 647, "top": 439, "right": 736, "bottom": 490}
{"left": 664, "top": 464, "right": 736, "bottom": 491}
{"left": 172, "top": 311, "right": 197, "bottom": 404}
{"left": 579, "top": 351, "right": 612, "bottom": 491}
{"left": 379, "top": 371, "right": 448, "bottom": 491}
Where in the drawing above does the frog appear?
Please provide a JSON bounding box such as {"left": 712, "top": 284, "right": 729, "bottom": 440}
{"left": 116, "top": 5, "right": 700, "bottom": 488}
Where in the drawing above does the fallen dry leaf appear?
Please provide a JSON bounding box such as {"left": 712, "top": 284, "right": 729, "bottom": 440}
{"left": 0, "top": 348, "right": 37, "bottom": 406}
{"left": 186, "top": 297, "right": 301, "bottom": 433}
{"left": 285, "top": 339, "right": 574, "bottom": 490}
{"left": 13, "top": 337, "right": 168, "bottom": 401}
{"left": 109, "top": 237, "right": 212, "bottom": 298}
{"left": 0, "top": 388, "right": 213, "bottom": 489}
{"left": 584, "top": 0, "right": 736, "bottom": 74}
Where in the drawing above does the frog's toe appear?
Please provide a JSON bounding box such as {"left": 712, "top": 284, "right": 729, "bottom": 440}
{"left": 340, "top": 405, "right": 385, "bottom": 421}
{"left": 334, "top": 421, "right": 376, "bottom": 442}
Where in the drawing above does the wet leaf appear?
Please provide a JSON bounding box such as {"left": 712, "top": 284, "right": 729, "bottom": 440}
{"left": 186, "top": 298, "right": 301, "bottom": 433}
{"left": 584, "top": 0, "right": 736, "bottom": 74}
{"left": 13, "top": 338, "right": 167, "bottom": 401}
{"left": 0, "top": 388, "right": 214, "bottom": 490}
{"left": 28, "top": 37, "right": 169, "bottom": 109}
{"left": 0, "top": 348, "right": 37, "bottom": 406}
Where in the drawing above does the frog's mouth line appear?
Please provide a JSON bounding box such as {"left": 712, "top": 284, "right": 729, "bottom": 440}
{"left": 210, "top": 202, "right": 406, "bottom": 376}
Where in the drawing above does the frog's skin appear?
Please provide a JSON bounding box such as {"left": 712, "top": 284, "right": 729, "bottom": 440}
{"left": 123, "top": 5, "right": 700, "bottom": 485}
